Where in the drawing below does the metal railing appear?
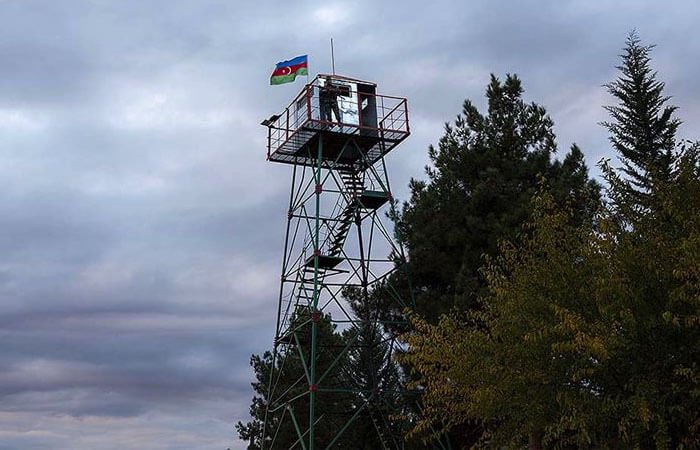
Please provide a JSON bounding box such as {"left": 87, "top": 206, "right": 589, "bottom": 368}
{"left": 266, "top": 84, "right": 410, "bottom": 161}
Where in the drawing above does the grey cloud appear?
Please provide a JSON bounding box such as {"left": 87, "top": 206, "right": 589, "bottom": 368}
{"left": 1, "top": 1, "right": 699, "bottom": 449}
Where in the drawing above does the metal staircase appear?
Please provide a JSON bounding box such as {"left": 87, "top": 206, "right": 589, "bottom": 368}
{"left": 327, "top": 169, "right": 363, "bottom": 257}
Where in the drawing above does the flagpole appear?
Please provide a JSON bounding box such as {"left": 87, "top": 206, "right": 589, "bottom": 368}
{"left": 330, "top": 38, "right": 335, "bottom": 75}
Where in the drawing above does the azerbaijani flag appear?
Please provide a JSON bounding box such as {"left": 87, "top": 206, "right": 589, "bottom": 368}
{"left": 270, "top": 55, "right": 308, "bottom": 85}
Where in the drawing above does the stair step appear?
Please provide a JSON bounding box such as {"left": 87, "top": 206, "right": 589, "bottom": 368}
{"left": 331, "top": 234, "right": 347, "bottom": 243}
{"left": 359, "top": 190, "right": 390, "bottom": 210}
{"left": 304, "top": 254, "right": 343, "bottom": 269}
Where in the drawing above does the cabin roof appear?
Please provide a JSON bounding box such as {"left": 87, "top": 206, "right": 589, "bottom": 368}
{"left": 314, "top": 73, "right": 377, "bottom": 87}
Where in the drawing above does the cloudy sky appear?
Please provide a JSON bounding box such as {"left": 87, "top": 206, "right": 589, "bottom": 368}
{"left": 1, "top": 1, "right": 699, "bottom": 449}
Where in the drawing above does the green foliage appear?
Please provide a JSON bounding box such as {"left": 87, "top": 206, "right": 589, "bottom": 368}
{"left": 237, "top": 294, "right": 416, "bottom": 449}
{"left": 394, "top": 74, "right": 600, "bottom": 323}
{"left": 339, "top": 288, "right": 412, "bottom": 449}
{"left": 595, "top": 143, "right": 700, "bottom": 449}
{"left": 403, "top": 150, "right": 700, "bottom": 447}
{"left": 400, "top": 35, "right": 700, "bottom": 450}
{"left": 402, "top": 193, "right": 614, "bottom": 448}
{"left": 602, "top": 31, "right": 681, "bottom": 211}
{"left": 236, "top": 309, "right": 352, "bottom": 449}
{"left": 387, "top": 73, "right": 599, "bottom": 448}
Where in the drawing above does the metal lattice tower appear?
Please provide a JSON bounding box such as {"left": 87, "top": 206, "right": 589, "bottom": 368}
{"left": 261, "top": 74, "right": 412, "bottom": 449}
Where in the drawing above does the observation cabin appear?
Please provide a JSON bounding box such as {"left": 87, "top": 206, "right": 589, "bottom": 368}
{"left": 263, "top": 74, "right": 410, "bottom": 169}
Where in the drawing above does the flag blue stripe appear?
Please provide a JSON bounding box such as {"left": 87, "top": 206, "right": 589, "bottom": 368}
{"left": 276, "top": 55, "right": 308, "bottom": 68}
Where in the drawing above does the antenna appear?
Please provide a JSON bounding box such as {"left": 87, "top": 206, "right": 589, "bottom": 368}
{"left": 330, "top": 38, "right": 335, "bottom": 75}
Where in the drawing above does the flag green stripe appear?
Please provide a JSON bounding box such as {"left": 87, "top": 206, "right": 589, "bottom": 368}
{"left": 270, "top": 68, "right": 308, "bottom": 85}
{"left": 270, "top": 74, "right": 295, "bottom": 85}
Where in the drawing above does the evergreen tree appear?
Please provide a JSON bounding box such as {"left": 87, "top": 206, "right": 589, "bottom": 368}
{"left": 602, "top": 31, "right": 681, "bottom": 210}
{"left": 339, "top": 288, "right": 410, "bottom": 449}
{"left": 237, "top": 297, "right": 415, "bottom": 449}
{"left": 236, "top": 309, "right": 353, "bottom": 449}
{"left": 394, "top": 73, "right": 600, "bottom": 323}
{"left": 595, "top": 33, "right": 700, "bottom": 448}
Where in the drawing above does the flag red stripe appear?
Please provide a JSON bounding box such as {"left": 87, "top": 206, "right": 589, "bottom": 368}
{"left": 271, "top": 62, "right": 308, "bottom": 77}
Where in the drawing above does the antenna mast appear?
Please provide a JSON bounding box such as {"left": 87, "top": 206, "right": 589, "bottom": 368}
{"left": 330, "top": 38, "right": 335, "bottom": 75}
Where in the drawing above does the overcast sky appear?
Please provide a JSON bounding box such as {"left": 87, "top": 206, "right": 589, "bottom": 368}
{"left": 1, "top": 1, "right": 699, "bottom": 449}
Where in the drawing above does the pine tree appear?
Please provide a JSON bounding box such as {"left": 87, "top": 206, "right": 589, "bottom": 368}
{"left": 389, "top": 74, "right": 600, "bottom": 447}
{"left": 237, "top": 297, "right": 415, "bottom": 449}
{"left": 339, "top": 288, "right": 409, "bottom": 449}
{"left": 236, "top": 310, "right": 353, "bottom": 449}
{"left": 394, "top": 74, "right": 600, "bottom": 323}
{"left": 602, "top": 31, "right": 681, "bottom": 209}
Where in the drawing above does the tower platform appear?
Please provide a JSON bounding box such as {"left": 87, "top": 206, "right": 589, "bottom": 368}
{"left": 264, "top": 74, "right": 410, "bottom": 168}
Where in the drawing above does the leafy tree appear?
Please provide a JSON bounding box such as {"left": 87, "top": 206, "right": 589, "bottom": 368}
{"left": 394, "top": 74, "right": 600, "bottom": 324}
{"left": 593, "top": 144, "right": 700, "bottom": 449}
{"left": 401, "top": 193, "right": 615, "bottom": 449}
{"left": 602, "top": 31, "right": 681, "bottom": 211}
{"left": 402, "top": 149, "right": 700, "bottom": 448}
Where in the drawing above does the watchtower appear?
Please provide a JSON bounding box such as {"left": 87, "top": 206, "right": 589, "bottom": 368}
{"left": 261, "top": 74, "right": 412, "bottom": 449}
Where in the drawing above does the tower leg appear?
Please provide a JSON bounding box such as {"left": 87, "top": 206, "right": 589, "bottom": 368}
{"left": 308, "top": 134, "right": 323, "bottom": 450}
